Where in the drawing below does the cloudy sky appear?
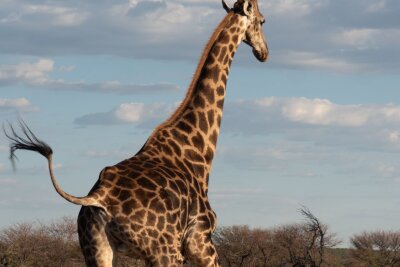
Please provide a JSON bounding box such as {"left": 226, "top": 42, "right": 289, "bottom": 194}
{"left": 1, "top": 0, "right": 400, "bottom": 245}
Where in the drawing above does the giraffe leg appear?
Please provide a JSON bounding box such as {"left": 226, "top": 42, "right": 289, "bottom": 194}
{"left": 78, "top": 206, "right": 116, "bottom": 267}
{"left": 146, "top": 254, "right": 184, "bottom": 267}
{"left": 185, "top": 231, "right": 221, "bottom": 267}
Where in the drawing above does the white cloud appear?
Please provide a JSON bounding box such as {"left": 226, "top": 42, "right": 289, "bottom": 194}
{"left": 0, "top": 58, "right": 54, "bottom": 85}
{"left": 115, "top": 103, "right": 145, "bottom": 123}
{"left": 269, "top": 0, "right": 326, "bottom": 17}
{"left": 2, "top": 4, "right": 88, "bottom": 27}
{"left": 74, "top": 102, "right": 174, "bottom": 126}
{"left": 114, "top": 102, "right": 176, "bottom": 124}
{"left": 278, "top": 51, "right": 363, "bottom": 72}
{"left": 0, "top": 98, "right": 38, "bottom": 113}
{"left": 74, "top": 97, "right": 400, "bottom": 151}
{"left": 388, "top": 131, "right": 400, "bottom": 143}
{"left": 334, "top": 28, "right": 379, "bottom": 48}
{"left": 109, "top": 0, "right": 216, "bottom": 37}
{"left": 366, "top": 0, "right": 386, "bottom": 13}
{"left": 230, "top": 97, "right": 400, "bottom": 128}
{"left": 0, "top": 13, "right": 19, "bottom": 24}
{"left": 374, "top": 162, "right": 400, "bottom": 183}
{"left": 69, "top": 95, "right": 400, "bottom": 183}
{"left": 0, "top": 59, "right": 179, "bottom": 94}
{"left": 219, "top": 97, "right": 400, "bottom": 155}
{"left": 214, "top": 95, "right": 400, "bottom": 186}
{"left": 280, "top": 98, "right": 369, "bottom": 127}
{"left": 333, "top": 28, "right": 400, "bottom": 50}
{"left": 0, "top": 0, "right": 399, "bottom": 72}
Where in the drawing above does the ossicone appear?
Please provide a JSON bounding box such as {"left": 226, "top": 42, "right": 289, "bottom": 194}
{"left": 222, "top": 0, "right": 231, "bottom": 13}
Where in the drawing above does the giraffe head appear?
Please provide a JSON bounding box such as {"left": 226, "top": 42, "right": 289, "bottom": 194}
{"left": 223, "top": 0, "right": 269, "bottom": 62}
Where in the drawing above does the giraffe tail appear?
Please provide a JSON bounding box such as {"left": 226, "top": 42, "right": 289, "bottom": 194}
{"left": 3, "top": 121, "right": 105, "bottom": 209}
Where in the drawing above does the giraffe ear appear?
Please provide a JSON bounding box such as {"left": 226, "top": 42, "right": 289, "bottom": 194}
{"left": 222, "top": 0, "right": 231, "bottom": 13}
{"left": 243, "top": 0, "right": 252, "bottom": 17}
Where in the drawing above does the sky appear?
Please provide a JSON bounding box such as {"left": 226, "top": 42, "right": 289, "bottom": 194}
{"left": 1, "top": 0, "right": 400, "bottom": 246}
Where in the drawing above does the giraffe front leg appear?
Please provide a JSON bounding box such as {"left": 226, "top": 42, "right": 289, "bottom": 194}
{"left": 185, "top": 231, "right": 221, "bottom": 267}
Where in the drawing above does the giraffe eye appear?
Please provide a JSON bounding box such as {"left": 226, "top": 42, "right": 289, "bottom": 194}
{"left": 260, "top": 18, "right": 265, "bottom": 25}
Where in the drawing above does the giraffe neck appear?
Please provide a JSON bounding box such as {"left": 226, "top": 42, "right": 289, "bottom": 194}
{"left": 141, "top": 12, "right": 248, "bottom": 192}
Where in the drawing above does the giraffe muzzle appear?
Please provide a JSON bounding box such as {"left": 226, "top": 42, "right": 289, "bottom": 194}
{"left": 252, "top": 47, "right": 268, "bottom": 62}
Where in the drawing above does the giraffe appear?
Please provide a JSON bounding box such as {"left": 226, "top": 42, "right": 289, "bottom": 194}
{"left": 5, "top": 0, "right": 268, "bottom": 266}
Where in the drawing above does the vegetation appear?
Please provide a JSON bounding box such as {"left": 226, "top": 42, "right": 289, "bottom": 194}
{"left": 349, "top": 231, "right": 400, "bottom": 266}
{"left": 213, "top": 208, "right": 340, "bottom": 267}
{"left": 0, "top": 211, "right": 398, "bottom": 267}
{"left": 0, "top": 217, "right": 82, "bottom": 267}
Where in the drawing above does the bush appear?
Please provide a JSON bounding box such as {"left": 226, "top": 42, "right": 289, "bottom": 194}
{"left": 0, "top": 217, "right": 83, "bottom": 267}
{"left": 213, "top": 208, "right": 340, "bottom": 267}
{"left": 0, "top": 217, "right": 145, "bottom": 267}
{"left": 348, "top": 230, "right": 400, "bottom": 267}
{"left": 6, "top": 212, "right": 399, "bottom": 267}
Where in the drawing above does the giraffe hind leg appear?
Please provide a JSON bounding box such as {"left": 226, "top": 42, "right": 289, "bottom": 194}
{"left": 146, "top": 254, "right": 184, "bottom": 267}
{"left": 78, "top": 206, "right": 116, "bottom": 267}
{"left": 185, "top": 231, "right": 220, "bottom": 267}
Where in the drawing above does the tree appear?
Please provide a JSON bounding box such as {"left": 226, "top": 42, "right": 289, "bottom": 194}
{"left": 213, "top": 208, "right": 340, "bottom": 267}
{"left": 271, "top": 208, "right": 339, "bottom": 267}
{"left": 213, "top": 225, "right": 279, "bottom": 267}
{"left": 349, "top": 230, "right": 400, "bottom": 266}
{"left": 0, "top": 217, "right": 145, "bottom": 267}
{"left": 0, "top": 217, "right": 83, "bottom": 267}
{"left": 214, "top": 225, "right": 257, "bottom": 267}
{"left": 0, "top": 212, "right": 342, "bottom": 267}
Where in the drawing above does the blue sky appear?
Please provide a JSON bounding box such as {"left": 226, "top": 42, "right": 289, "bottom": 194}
{"left": 1, "top": 0, "right": 400, "bottom": 245}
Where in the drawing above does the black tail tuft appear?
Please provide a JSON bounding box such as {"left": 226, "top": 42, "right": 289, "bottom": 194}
{"left": 3, "top": 120, "right": 53, "bottom": 170}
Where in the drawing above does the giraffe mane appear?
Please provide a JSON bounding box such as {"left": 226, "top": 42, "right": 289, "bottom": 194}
{"left": 144, "top": 12, "right": 235, "bottom": 143}
{"left": 186, "top": 12, "right": 235, "bottom": 97}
